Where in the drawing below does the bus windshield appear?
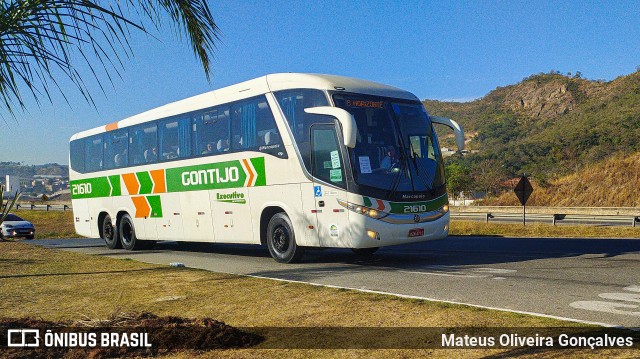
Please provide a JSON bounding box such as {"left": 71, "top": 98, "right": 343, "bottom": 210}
{"left": 333, "top": 94, "right": 445, "bottom": 196}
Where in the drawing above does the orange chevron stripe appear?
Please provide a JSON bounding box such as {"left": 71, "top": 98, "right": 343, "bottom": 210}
{"left": 105, "top": 122, "right": 119, "bottom": 132}
{"left": 122, "top": 173, "right": 139, "bottom": 195}
{"left": 375, "top": 199, "right": 385, "bottom": 210}
{"left": 242, "top": 159, "right": 255, "bottom": 187}
{"left": 150, "top": 169, "right": 166, "bottom": 193}
{"left": 131, "top": 196, "right": 150, "bottom": 218}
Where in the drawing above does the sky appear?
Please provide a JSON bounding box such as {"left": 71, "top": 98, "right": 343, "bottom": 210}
{"left": 2, "top": 0, "right": 640, "bottom": 165}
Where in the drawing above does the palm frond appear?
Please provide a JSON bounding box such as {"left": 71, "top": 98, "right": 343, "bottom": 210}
{"left": 0, "top": 0, "right": 221, "bottom": 114}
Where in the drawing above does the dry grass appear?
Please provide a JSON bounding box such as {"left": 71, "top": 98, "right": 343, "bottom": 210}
{"left": 1, "top": 242, "right": 635, "bottom": 357}
{"left": 451, "top": 220, "right": 640, "bottom": 238}
{"left": 482, "top": 152, "right": 640, "bottom": 207}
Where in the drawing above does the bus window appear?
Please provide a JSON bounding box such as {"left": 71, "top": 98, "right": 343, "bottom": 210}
{"left": 194, "top": 108, "right": 229, "bottom": 155}
{"left": 160, "top": 117, "right": 191, "bottom": 160}
{"left": 70, "top": 139, "right": 85, "bottom": 173}
{"left": 84, "top": 136, "right": 103, "bottom": 172}
{"left": 104, "top": 129, "right": 129, "bottom": 169}
{"left": 231, "top": 96, "right": 284, "bottom": 156}
{"left": 311, "top": 125, "right": 345, "bottom": 188}
{"left": 275, "top": 89, "right": 330, "bottom": 170}
{"left": 129, "top": 123, "right": 158, "bottom": 165}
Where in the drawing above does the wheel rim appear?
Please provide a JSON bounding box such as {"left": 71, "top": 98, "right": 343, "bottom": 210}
{"left": 121, "top": 221, "right": 133, "bottom": 246}
{"left": 272, "top": 224, "right": 290, "bottom": 253}
{"left": 103, "top": 222, "right": 113, "bottom": 241}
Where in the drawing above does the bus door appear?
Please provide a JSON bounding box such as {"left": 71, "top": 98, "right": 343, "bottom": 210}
{"left": 310, "top": 124, "right": 351, "bottom": 248}
{"left": 212, "top": 186, "right": 254, "bottom": 243}
{"left": 180, "top": 191, "right": 215, "bottom": 242}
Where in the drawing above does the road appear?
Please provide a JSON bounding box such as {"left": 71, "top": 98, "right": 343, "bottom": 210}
{"left": 32, "top": 236, "right": 640, "bottom": 328}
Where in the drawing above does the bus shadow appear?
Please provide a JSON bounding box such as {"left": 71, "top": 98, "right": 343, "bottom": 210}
{"left": 246, "top": 236, "right": 640, "bottom": 280}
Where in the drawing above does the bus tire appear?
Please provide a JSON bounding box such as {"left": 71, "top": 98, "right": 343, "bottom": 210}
{"left": 352, "top": 247, "right": 379, "bottom": 256}
{"left": 118, "top": 214, "right": 139, "bottom": 251}
{"left": 102, "top": 214, "right": 121, "bottom": 249}
{"left": 266, "top": 212, "right": 304, "bottom": 263}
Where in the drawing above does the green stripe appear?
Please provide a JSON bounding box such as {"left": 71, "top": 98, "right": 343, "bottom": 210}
{"left": 388, "top": 194, "right": 448, "bottom": 214}
{"left": 147, "top": 195, "right": 163, "bottom": 218}
{"left": 362, "top": 194, "right": 448, "bottom": 214}
{"left": 71, "top": 157, "right": 266, "bottom": 199}
{"left": 108, "top": 175, "right": 121, "bottom": 196}
{"left": 137, "top": 172, "right": 153, "bottom": 194}
{"left": 250, "top": 157, "right": 266, "bottom": 186}
{"left": 70, "top": 177, "right": 111, "bottom": 199}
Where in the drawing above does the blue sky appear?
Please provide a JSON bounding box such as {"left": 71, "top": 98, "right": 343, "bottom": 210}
{"left": 2, "top": 0, "right": 640, "bottom": 165}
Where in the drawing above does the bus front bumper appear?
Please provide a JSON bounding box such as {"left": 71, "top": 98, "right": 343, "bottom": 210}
{"left": 350, "top": 211, "right": 450, "bottom": 248}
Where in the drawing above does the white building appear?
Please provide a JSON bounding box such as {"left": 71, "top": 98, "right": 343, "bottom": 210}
{"left": 5, "top": 175, "right": 21, "bottom": 193}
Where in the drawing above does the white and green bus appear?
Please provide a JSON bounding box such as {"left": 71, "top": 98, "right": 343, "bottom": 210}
{"left": 69, "top": 73, "right": 464, "bottom": 263}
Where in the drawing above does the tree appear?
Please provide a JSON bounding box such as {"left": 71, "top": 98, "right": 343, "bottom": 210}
{"left": 0, "top": 0, "right": 221, "bottom": 115}
{"left": 445, "top": 163, "right": 472, "bottom": 198}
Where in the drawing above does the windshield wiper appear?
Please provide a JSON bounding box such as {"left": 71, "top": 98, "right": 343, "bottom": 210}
{"left": 387, "top": 135, "right": 412, "bottom": 198}
{"left": 408, "top": 139, "right": 434, "bottom": 190}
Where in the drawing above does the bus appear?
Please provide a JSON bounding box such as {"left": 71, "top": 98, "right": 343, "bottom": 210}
{"left": 69, "top": 73, "right": 464, "bottom": 263}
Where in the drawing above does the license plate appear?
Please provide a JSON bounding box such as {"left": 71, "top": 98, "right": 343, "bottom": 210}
{"left": 408, "top": 228, "right": 424, "bottom": 237}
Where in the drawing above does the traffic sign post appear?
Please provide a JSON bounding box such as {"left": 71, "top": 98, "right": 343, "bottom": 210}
{"left": 514, "top": 175, "right": 534, "bottom": 225}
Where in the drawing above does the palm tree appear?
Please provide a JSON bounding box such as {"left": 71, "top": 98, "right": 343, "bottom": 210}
{"left": 0, "top": 0, "right": 221, "bottom": 115}
{"left": 0, "top": 185, "right": 21, "bottom": 240}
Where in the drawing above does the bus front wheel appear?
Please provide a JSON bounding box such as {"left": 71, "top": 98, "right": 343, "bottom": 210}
{"left": 102, "top": 214, "right": 121, "bottom": 249}
{"left": 267, "top": 212, "right": 304, "bottom": 263}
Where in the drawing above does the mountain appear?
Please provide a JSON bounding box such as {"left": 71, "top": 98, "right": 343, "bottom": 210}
{"left": 0, "top": 162, "right": 68, "bottom": 178}
{"left": 481, "top": 152, "right": 640, "bottom": 207}
{"left": 424, "top": 71, "right": 640, "bottom": 204}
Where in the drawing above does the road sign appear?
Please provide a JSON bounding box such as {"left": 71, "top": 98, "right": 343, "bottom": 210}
{"left": 514, "top": 175, "right": 533, "bottom": 206}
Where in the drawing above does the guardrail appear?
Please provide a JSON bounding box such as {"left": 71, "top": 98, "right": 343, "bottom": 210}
{"left": 451, "top": 210, "right": 640, "bottom": 227}
{"left": 11, "top": 203, "right": 72, "bottom": 212}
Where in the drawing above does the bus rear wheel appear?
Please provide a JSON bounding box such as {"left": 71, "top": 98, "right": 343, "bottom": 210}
{"left": 267, "top": 212, "right": 304, "bottom": 263}
{"left": 102, "top": 214, "right": 120, "bottom": 249}
{"left": 119, "top": 214, "right": 139, "bottom": 251}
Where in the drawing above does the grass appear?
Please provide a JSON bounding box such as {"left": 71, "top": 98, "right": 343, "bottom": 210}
{"left": 10, "top": 210, "right": 75, "bottom": 239}
{"left": 0, "top": 241, "right": 637, "bottom": 358}
{"left": 451, "top": 220, "right": 640, "bottom": 238}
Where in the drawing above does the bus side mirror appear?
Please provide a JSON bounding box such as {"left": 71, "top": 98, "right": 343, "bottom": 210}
{"left": 431, "top": 116, "right": 464, "bottom": 151}
{"left": 304, "top": 107, "right": 357, "bottom": 148}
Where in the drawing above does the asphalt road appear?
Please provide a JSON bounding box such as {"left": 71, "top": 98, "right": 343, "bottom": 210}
{"left": 32, "top": 236, "right": 640, "bottom": 328}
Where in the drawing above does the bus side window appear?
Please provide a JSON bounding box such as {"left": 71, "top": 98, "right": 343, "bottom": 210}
{"left": 103, "top": 129, "right": 128, "bottom": 169}
{"left": 84, "top": 136, "right": 103, "bottom": 172}
{"left": 160, "top": 117, "right": 191, "bottom": 160}
{"left": 194, "top": 107, "right": 229, "bottom": 156}
{"left": 129, "top": 123, "right": 158, "bottom": 165}
{"left": 70, "top": 139, "right": 85, "bottom": 173}
{"left": 229, "top": 95, "right": 286, "bottom": 157}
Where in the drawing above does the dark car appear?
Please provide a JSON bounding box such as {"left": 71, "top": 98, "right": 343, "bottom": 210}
{"left": 1, "top": 214, "right": 35, "bottom": 239}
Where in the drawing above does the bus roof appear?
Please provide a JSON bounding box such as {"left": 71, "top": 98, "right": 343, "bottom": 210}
{"left": 70, "top": 73, "right": 419, "bottom": 140}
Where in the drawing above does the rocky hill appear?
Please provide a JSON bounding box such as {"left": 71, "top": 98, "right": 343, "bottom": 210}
{"left": 481, "top": 152, "right": 640, "bottom": 207}
{"left": 0, "top": 162, "right": 68, "bottom": 178}
{"left": 425, "top": 71, "right": 640, "bottom": 205}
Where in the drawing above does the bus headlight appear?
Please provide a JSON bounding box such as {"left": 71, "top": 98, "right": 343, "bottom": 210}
{"left": 442, "top": 204, "right": 449, "bottom": 213}
{"left": 337, "top": 199, "right": 388, "bottom": 220}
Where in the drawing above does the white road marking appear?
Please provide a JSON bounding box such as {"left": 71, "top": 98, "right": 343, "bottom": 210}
{"left": 599, "top": 292, "right": 640, "bottom": 303}
{"left": 398, "top": 270, "right": 486, "bottom": 278}
{"left": 570, "top": 301, "right": 640, "bottom": 317}
{"left": 570, "top": 284, "right": 640, "bottom": 317}
{"left": 471, "top": 268, "right": 517, "bottom": 274}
